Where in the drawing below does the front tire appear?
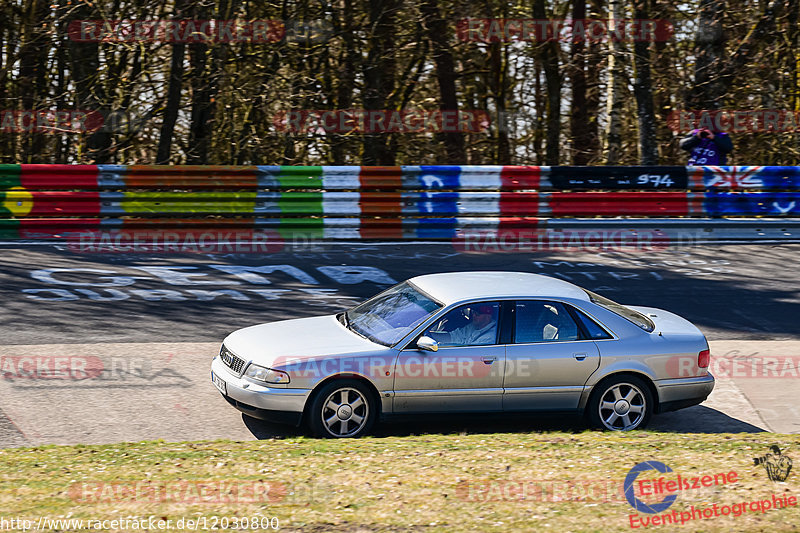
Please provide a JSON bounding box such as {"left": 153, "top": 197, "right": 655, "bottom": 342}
{"left": 307, "top": 380, "right": 377, "bottom": 438}
{"left": 588, "top": 375, "right": 653, "bottom": 431}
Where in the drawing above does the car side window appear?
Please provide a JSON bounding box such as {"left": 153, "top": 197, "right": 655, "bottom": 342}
{"left": 423, "top": 302, "right": 500, "bottom": 347}
{"left": 572, "top": 307, "right": 614, "bottom": 340}
{"left": 515, "top": 301, "right": 581, "bottom": 343}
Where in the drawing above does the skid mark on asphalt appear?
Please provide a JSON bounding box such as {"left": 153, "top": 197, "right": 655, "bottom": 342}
{"left": 0, "top": 406, "right": 29, "bottom": 448}
{"left": 0, "top": 342, "right": 254, "bottom": 447}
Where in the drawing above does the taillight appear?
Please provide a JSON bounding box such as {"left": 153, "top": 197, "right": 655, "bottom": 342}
{"left": 698, "top": 349, "right": 710, "bottom": 368}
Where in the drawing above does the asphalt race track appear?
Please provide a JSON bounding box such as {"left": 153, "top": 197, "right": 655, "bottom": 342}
{"left": 1, "top": 241, "right": 799, "bottom": 447}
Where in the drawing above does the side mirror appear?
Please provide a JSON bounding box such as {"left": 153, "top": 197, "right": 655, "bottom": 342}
{"left": 417, "top": 336, "right": 439, "bottom": 352}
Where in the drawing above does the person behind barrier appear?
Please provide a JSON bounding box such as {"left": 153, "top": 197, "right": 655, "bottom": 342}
{"left": 679, "top": 127, "right": 733, "bottom": 165}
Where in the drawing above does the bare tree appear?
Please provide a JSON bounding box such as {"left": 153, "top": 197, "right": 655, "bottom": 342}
{"left": 632, "top": 0, "right": 658, "bottom": 163}
{"left": 533, "top": 0, "right": 562, "bottom": 165}
{"left": 419, "top": 0, "right": 465, "bottom": 163}
{"left": 603, "top": 0, "right": 625, "bottom": 164}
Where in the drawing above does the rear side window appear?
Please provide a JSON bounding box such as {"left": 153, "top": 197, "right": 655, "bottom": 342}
{"left": 571, "top": 308, "right": 613, "bottom": 339}
{"left": 584, "top": 290, "right": 655, "bottom": 332}
{"left": 515, "top": 301, "right": 581, "bottom": 343}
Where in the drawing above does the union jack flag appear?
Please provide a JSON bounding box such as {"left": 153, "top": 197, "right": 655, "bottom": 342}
{"left": 704, "top": 166, "right": 764, "bottom": 189}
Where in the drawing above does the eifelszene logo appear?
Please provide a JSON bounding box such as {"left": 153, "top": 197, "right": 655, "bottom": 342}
{"left": 624, "top": 461, "right": 738, "bottom": 514}
{"left": 754, "top": 446, "right": 793, "bottom": 482}
{"left": 624, "top": 461, "right": 678, "bottom": 514}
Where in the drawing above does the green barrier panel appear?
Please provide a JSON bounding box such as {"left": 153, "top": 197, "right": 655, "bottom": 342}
{"left": 0, "top": 219, "right": 20, "bottom": 239}
{"left": 277, "top": 166, "right": 323, "bottom": 188}
{"left": 277, "top": 217, "right": 324, "bottom": 239}
{"left": 0, "top": 165, "right": 21, "bottom": 191}
{"left": 278, "top": 191, "right": 323, "bottom": 214}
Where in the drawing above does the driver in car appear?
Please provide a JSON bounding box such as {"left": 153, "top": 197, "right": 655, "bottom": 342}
{"left": 448, "top": 304, "right": 498, "bottom": 345}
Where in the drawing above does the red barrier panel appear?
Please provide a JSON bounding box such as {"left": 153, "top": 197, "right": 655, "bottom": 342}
{"left": 359, "top": 166, "right": 403, "bottom": 190}
{"left": 500, "top": 166, "right": 542, "bottom": 190}
{"left": 499, "top": 192, "right": 540, "bottom": 215}
{"left": 358, "top": 218, "right": 405, "bottom": 239}
{"left": 361, "top": 192, "right": 404, "bottom": 215}
{"left": 19, "top": 218, "right": 102, "bottom": 238}
{"left": 548, "top": 192, "right": 695, "bottom": 216}
{"left": 20, "top": 165, "right": 99, "bottom": 189}
{"left": 28, "top": 191, "right": 101, "bottom": 216}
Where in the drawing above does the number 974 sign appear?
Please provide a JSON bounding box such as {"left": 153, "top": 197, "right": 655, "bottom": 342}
{"left": 637, "top": 174, "right": 674, "bottom": 188}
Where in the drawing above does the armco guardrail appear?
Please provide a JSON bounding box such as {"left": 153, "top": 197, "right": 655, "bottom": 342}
{"left": 1, "top": 164, "right": 800, "bottom": 241}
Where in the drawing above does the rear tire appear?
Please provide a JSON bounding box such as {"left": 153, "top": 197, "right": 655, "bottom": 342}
{"left": 307, "top": 380, "right": 377, "bottom": 438}
{"left": 588, "top": 375, "right": 653, "bottom": 431}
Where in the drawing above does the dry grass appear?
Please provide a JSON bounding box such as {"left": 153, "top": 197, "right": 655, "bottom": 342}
{"left": 1, "top": 432, "right": 799, "bottom": 532}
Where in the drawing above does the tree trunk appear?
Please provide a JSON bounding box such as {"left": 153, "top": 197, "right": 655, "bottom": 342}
{"left": 533, "top": 0, "right": 561, "bottom": 165}
{"left": 690, "top": 0, "right": 726, "bottom": 109}
{"left": 157, "top": 0, "right": 190, "bottom": 164}
{"left": 692, "top": 0, "right": 780, "bottom": 109}
{"left": 583, "top": 0, "right": 604, "bottom": 164}
{"left": 187, "top": 0, "right": 241, "bottom": 164}
{"left": 68, "top": 2, "right": 112, "bottom": 163}
{"left": 603, "top": 0, "right": 625, "bottom": 164}
{"left": 330, "top": 0, "right": 358, "bottom": 164}
{"left": 533, "top": 58, "right": 544, "bottom": 164}
{"left": 18, "top": 0, "right": 50, "bottom": 161}
{"left": 632, "top": 0, "right": 658, "bottom": 164}
{"left": 419, "top": 0, "right": 466, "bottom": 163}
{"left": 569, "top": 0, "right": 589, "bottom": 164}
{"left": 362, "top": 0, "right": 399, "bottom": 165}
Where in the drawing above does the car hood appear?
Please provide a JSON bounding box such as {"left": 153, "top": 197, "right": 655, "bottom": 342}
{"left": 627, "top": 305, "right": 705, "bottom": 339}
{"left": 222, "top": 314, "right": 382, "bottom": 367}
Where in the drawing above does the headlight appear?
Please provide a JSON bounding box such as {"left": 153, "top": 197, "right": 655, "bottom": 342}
{"left": 244, "top": 364, "right": 291, "bottom": 384}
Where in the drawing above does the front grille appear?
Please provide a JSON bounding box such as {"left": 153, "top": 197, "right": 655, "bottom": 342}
{"left": 220, "top": 345, "right": 246, "bottom": 374}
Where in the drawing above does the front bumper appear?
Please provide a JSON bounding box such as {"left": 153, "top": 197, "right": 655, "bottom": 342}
{"left": 654, "top": 373, "right": 715, "bottom": 413}
{"left": 211, "top": 356, "right": 311, "bottom": 425}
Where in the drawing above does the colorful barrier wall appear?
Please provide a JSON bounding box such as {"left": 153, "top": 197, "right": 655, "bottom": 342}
{"left": 1, "top": 164, "right": 799, "bottom": 240}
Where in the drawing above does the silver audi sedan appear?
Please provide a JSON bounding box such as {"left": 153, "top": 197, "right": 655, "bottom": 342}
{"left": 211, "top": 271, "right": 714, "bottom": 437}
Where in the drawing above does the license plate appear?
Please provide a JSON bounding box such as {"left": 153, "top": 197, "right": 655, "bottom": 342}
{"left": 211, "top": 371, "right": 227, "bottom": 395}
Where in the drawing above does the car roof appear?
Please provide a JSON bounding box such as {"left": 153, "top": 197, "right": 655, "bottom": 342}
{"left": 408, "top": 271, "right": 590, "bottom": 305}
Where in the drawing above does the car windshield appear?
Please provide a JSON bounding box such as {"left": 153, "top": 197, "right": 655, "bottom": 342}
{"left": 584, "top": 290, "right": 655, "bottom": 333}
{"left": 345, "top": 281, "right": 442, "bottom": 346}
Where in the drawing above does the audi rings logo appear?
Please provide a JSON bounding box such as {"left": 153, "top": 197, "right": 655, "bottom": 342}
{"left": 624, "top": 461, "right": 677, "bottom": 514}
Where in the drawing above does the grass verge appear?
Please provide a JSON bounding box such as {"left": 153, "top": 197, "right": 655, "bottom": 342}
{"left": 1, "top": 432, "right": 799, "bottom": 532}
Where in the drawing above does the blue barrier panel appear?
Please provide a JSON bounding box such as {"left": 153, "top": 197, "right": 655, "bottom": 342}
{"left": 704, "top": 191, "right": 800, "bottom": 216}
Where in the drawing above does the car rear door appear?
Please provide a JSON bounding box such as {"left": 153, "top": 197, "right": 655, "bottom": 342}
{"left": 503, "top": 300, "right": 601, "bottom": 411}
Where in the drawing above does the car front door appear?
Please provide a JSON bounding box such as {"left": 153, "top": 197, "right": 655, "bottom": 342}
{"left": 392, "top": 301, "right": 506, "bottom": 413}
{"left": 503, "top": 300, "right": 601, "bottom": 411}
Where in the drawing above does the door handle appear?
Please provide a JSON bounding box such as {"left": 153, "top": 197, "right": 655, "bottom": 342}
{"left": 481, "top": 356, "right": 497, "bottom": 364}
{"left": 573, "top": 352, "right": 587, "bottom": 361}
